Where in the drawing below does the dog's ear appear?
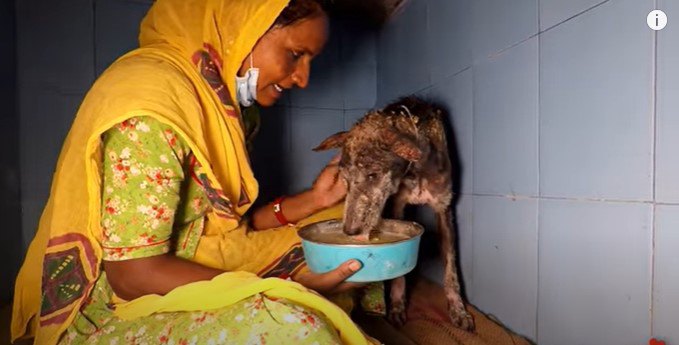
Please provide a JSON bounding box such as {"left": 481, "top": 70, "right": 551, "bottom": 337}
{"left": 383, "top": 129, "right": 422, "bottom": 162}
{"left": 392, "top": 139, "right": 422, "bottom": 162}
{"left": 313, "top": 131, "right": 349, "bottom": 151}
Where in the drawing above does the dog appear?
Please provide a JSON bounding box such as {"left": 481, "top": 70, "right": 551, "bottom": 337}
{"left": 313, "top": 96, "right": 474, "bottom": 330}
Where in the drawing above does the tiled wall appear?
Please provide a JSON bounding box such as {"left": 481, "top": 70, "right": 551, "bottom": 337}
{"left": 376, "top": 0, "right": 677, "bottom": 343}
{"left": 0, "top": 0, "right": 21, "bottom": 305}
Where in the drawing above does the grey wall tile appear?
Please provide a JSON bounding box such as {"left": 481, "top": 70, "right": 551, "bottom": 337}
{"left": 472, "top": 195, "right": 537, "bottom": 340}
{"left": 376, "top": 0, "right": 429, "bottom": 104}
{"left": 653, "top": 205, "right": 679, "bottom": 343}
{"left": 538, "top": 199, "right": 652, "bottom": 345}
{"left": 20, "top": 91, "right": 83, "bottom": 215}
{"left": 342, "top": 63, "right": 376, "bottom": 110}
{"left": 655, "top": 0, "right": 679, "bottom": 203}
{"left": 21, "top": 199, "right": 47, "bottom": 249}
{"left": 288, "top": 108, "right": 344, "bottom": 193}
{"left": 344, "top": 109, "right": 369, "bottom": 131}
{"left": 473, "top": 38, "right": 538, "bottom": 196}
{"left": 16, "top": 0, "right": 94, "bottom": 93}
{"left": 0, "top": 0, "right": 20, "bottom": 304}
{"left": 540, "top": 0, "right": 654, "bottom": 201}
{"left": 427, "top": 0, "right": 472, "bottom": 84}
{"left": 429, "top": 68, "right": 473, "bottom": 194}
{"left": 539, "top": 0, "right": 607, "bottom": 31}
{"left": 471, "top": 0, "right": 538, "bottom": 60}
{"left": 289, "top": 23, "right": 344, "bottom": 109}
{"left": 95, "top": 0, "right": 152, "bottom": 75}
{"left": 340, "top": 21, "right": 377, "bottom": 110}
{"left": 251, "top": 106, "right": 291, "bottom": 203}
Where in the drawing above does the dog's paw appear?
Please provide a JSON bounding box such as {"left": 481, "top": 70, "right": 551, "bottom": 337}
{"left": 449, "top": 306, "right": 475, "bottom": 332}
{"left": 388, "top": 301, "right": 408, "bottom": 327}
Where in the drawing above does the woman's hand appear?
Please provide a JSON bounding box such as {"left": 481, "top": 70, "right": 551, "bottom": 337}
{"left": 311, "top": 155, "right": 347, "bottom": 209}
{"left": 295, "top": 259, "right": 365, "bottom": 294}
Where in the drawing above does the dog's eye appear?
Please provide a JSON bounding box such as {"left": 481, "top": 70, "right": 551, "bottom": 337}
{"left": 367, "top": 173, "right": 378, "bottom": 181}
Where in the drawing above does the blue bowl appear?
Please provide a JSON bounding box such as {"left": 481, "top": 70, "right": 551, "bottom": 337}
{"left": 298, "top": 219, "right": 424, "bottom": 283}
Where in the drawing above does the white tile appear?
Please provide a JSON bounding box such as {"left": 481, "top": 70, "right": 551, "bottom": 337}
{"left": 427, "top": 0, "right": 472, "bottom": 83}
{"left": 16, "top": 0, "right": 95, "bottom": 93}
{"left": 429, "top": 69, "right": 473, "bottom": 194}
{"left": 471, "top": 0, "right": 538, "bottom": 61}
{"left": 653, "top": 205, "right": 679, "bottom": 343}
{"left": 376, "top": 0, "right": 429, "bottom": 104}
{"left": 539, "top": 0, "right": 607, "bottom": 31}
{"left": 656, "top": 0, "right": 679, "bottom": 203}
{"left": 95, "top": 0, "right": 152, "bottom": 75}
{"left": 540, "top": 0, "right": 654, "bottom": 201}
{"left": 288, "top": 109, "right": 344, "bottom": 193}
{"left": 472, "top": 195, "right": 537, "bottom": 340}
{"left": 538, "top": 199, "right": 652, "bottom": 345}
{"left": 473, "top": 38, "right": 538, "bottom": 196}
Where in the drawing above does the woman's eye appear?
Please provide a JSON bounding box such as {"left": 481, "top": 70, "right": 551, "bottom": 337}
{"left": 290, "top": 50, "right": 302, "bottom": 60}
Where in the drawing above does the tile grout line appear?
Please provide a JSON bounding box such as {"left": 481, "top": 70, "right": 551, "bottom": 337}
{"left": 487, "top": 0, "right": 611, "bottom": 61}
{"left": 535, "top": 0, "right": 542, "bottom": 340}
{"left": 649, "top": 0, "right": 659, "bottom": 337}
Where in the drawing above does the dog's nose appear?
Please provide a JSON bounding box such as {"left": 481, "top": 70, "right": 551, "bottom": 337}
{"left": 343, "top": 221, "right": 362, "bottom": 236}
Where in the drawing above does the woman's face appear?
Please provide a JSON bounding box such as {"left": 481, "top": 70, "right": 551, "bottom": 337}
{"left": 238, "top": 14, "right": 329, "bottom": 107}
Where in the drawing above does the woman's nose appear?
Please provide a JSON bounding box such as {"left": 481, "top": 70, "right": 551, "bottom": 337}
{"left": 291, "top": 61, "right": 310, "bottom": 89}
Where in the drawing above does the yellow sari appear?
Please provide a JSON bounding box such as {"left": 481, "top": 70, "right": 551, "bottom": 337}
{"left": 11, "top": 0, "right": 373, "bottom": 344}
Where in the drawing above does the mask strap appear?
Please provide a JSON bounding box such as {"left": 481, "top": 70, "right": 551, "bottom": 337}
{"left": 249, "top": 53, "right": 254, "bottom": 69}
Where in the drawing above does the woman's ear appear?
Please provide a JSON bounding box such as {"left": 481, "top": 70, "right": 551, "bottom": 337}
{"left": 313, "top": 131, "right": 349, "bottom": 151}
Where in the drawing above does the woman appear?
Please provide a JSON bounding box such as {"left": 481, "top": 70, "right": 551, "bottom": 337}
{"left": 11, "top": 0, "right": 379, "bottom": 344}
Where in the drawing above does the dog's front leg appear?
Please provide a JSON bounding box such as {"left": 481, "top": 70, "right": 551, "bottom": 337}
{"left": 436, "top": 205, "right": 474, "bottom": 331}
{"left": 386, "top": 194, "right": 409, "bottom": 326}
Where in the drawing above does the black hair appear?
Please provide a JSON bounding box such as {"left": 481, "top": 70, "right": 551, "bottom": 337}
{"left": 273, "top": 0, "right": 328, "bottom": 27}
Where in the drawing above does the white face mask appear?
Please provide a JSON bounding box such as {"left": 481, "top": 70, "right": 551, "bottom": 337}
{"left": 235, "top": 54, "right": 259, "bottom": 107}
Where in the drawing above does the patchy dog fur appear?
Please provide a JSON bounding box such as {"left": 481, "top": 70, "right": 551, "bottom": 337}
{"left": 314, "top": 96, "right": 474, "bottom": 330}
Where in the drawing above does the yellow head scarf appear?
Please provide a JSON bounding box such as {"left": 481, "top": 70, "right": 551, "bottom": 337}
{"left": 10, "top": 0, "right": 311, "bottom": 343}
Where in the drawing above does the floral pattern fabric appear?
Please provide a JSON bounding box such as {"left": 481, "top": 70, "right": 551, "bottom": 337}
{"left": 100, "top": 117, "right": 209, "bottom": 261}
{"left": 57, "top": 116, "right": 344, "bottom": 344}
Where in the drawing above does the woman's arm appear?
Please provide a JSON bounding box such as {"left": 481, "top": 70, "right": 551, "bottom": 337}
{"left": 251, "top": 155, "right": 346, "bottom": 230}
{"left": 104, "top": 255, "right": 223, "bottom": 300}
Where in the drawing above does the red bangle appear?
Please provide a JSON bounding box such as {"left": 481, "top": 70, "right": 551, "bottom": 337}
{"left": 273, "top": 196, "right": 292, "bottom": 226}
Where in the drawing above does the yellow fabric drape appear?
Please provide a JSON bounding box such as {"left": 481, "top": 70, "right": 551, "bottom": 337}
{"left": 113, "top": 271, "right": 368, "bottom": 344}
{"left": 11, "top": 1, "right": 372, "bottom": 344}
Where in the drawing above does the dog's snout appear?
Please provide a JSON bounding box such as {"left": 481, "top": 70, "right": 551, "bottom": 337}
{"left": 343, "top": 222, "right": 362, "bottom": 236}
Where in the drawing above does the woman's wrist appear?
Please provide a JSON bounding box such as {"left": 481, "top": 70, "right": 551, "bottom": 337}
{"left": 305, "top": 188, "right": 331, "bottom": 211}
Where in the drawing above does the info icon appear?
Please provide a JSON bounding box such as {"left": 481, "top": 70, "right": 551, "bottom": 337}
{"left": 647, "top": 10, "right": 668, "bottom": 31}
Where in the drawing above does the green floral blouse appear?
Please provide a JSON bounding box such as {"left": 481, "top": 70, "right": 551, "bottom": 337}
{"left": 100, "top": 116, "right": 210, "bottom": 261}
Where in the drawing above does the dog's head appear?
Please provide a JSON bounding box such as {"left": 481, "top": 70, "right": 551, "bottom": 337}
{"left": 314, "top": 111, "right": 423, "bottom": 236}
